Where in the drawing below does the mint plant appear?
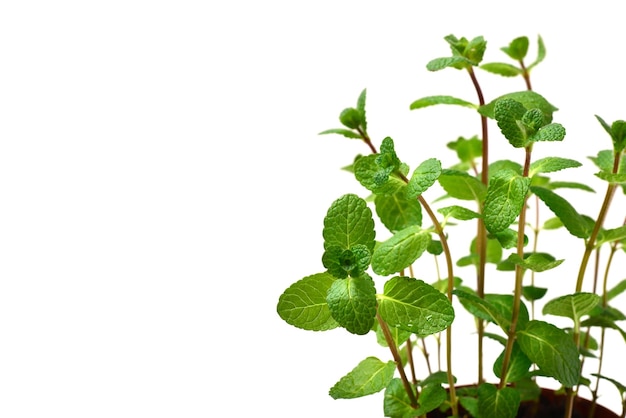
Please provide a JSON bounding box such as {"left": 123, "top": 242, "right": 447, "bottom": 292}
{"left": 277, "top": 34, "right": 626, "bottom": 418}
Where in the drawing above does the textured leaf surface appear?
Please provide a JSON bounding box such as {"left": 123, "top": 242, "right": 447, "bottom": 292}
{"left": 530, "top": 123, "right": 566, "bottom": 142}
{"left": 531, "top": 186, "right": 591, "bottom": 238}
{"left": 529, "top": 157, "right": 581, "bottom": 177}
{"left": 477, "top": 384, "right": 520, "bottom": 418}
{"left": 383, "top": 378, "right": 415, "bottom": 417}
{"left": 438, "top": 205, "right": 481, "bottom": 221}
{"left": 483, "top": 170, "right": 530, "bottom": 234}
{"left": 355, "top": 154, "right": 406, "bottom": 195}
{"left": 277, "top": 272, "right": 339, "bottom": 331}
{"left": 479, "top": 90, "right": 558, "bottom": 120}
{"left": 506, "top": 252, "right": 564, "bottom": 272}
{"left": 438, "top": 169, "right": 487, "bottom": 201}
{"left": 323, "top": 194, "right": 376, "bottom": 251}
{"left": 494, "top": 98, "right": 529, "bottom": 148}
{"left": 378, "top": 277, "right": 454, "bottom": 336}
{"left": 375, "top": 187, "right": 422, "bottom": 233}
{"left": 426, "top": 56, "right": 471, "bottom": 71}
{"left": 410, "top": 95, "right": 476, "bottom": 109}
{"left": 543, "top": 293, "right": 600, "bottom": 322}
{"left": 371, "top": 227, "right": 431, "bottom": 276}
{"left": 329, "top": 357, "right": 396, "bottom": 399}
{"left": 493, "top": 342, "right": 532, "bottom": 383}
{"left": 516, "top": 320, "right": 581, "bottom": 387}
{"left": 327, "top": 275, "right": 377, "bottom": 335}
{"left": 406, "top": 158, "right": 441, "bottom": 199}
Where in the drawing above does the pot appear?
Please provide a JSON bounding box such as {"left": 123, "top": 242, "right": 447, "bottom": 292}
{"left": 425, "top": 387, "right": 620, "bottom": 418}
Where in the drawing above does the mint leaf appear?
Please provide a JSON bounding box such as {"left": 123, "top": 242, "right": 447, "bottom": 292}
{"left": 374, "top": 321, "right": 412, "bottom": 348}
{"left": 598, "top": 225, "right": 626, "bottom": 246}
{"left": 355, "top": 155, "right": 406, "bottom": 196}
{"left": 502, "top": 36, "right": 529, "bottom": 60}
{"left": 607, "top": 279, "right": 626, "bottom": 302}
{"left": 529, "top": 123, "right": 566, "bottom": 142}
{"left": 322, "top": 245, "right": 371, "bottom": 279}
{"left": 529, "top": 157, "right": 581, "bottom": 177}
{"left": 426, "top": 56, "right": 472, "bottom": 71}
{"left": 483, "top": 170, "right": 531, "bottom": 234}
{"left": 480, "top": 62, "right": 522, "bottom": 77}
{"left": 516, "top": 320, "right": 581, "bottom": 387}
{"left": 531, "top": 186, "right": 591, "bottom": 239}
{"left": 339, "top": 107, "right": 363, "bottom": 130}
{"left": 438, "top": 169, "right": 487, "bottom": 201}
{"left": 438, "top": 205, "right": 481, "bottom": 221}
{"left": 327, "top": 274, "right": 377, "bottom": 335}
{"left": 546, "top": 181, "right": 595, "bottom": 192}
{"left": 453, "top": 288, "right": 511, "bottom": 330}
{"left": 406, "top": 158, "right": 442, "bottom": 199}
{"left": 383, "top": 378, "right": 415, "bottom": 417}
{"left": 410, "top": 95, "right": 476, "bottom": 110}
{"left": 414, "top": 383, "right": 447, "bottom": 415}
{"left": 371, "top": 226, "right": 431, "bottom": 276}
{"left": 543, "top": 293, "right": 601, "bottom": 323}
{"left": 318, "top": 128, "right": 362, "bottom": 139}
{"left": 375, "top": 187, "right": 423, "bottom": 233}
{"left": 493, "top": 342, "right": 532, "bottom": 383}
{"left": 527, "top": 35, "right": 546, "bottom": 70}
{"left": 505, "top": 252, "right": 564, "bottom": 272}
{"left": 357, "top": 89, "right": 367, "bottom": 131}
{"left": 522, "top": 286, "right": 548, "bottom": 302}
{"left": 277, "top": 272, "right": 339, "bottom": 331}
{"left": 378, "top": 276, "right": 454, "bottom": 336}
{"left": 329, "top": 356, "right": 396, "bottom": 399}
{"left": 447, "top": 136, "right": 482, "bottom": 165}
{"left": 494, "top": 98, "right": 530, "bottom": 148}
{"left": 479, "top": 91, "right": 558, "bottom": 120}
{"left": 323, "top": 194, "right": 376, "bottom": 251}
{"left": 477, "top": 384, "right": 520, "bottom": 418}
{"left": 595, "top": 171, "right": 626, "bottom": 184}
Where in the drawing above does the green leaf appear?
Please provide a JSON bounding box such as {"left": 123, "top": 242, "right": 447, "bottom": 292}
{"left": 493, "top": 342, "right": 532, "bottom": 383}
{"left": 502, "top": 36, "right": 529, "bottom": 60}
{"left": 409, "top": 95, "right": 476, "bottom": 110}
{"left": 277, "top": 272, "right": 339, "bottom": 331}
{"left": 531, "top": 186, "right": 591, "bottom": 239}
{"left": 530, "top": 123, "right": 566, "bottom": 142}
{"left": 543, "top": 293, "right": 601, "bottom": 323}
{"left": 529, "top": 157, "right": 581, "bottom": 177}
{"left": 357, "top": 89, "right": 367, "bottom": 131}
{"left": 591, "top": 374, "right": 626, "bottom": 396}
{"left": 383, "top": 378, "right": 415, "bottom": 417}
{"left": 596, "top": 115, "right": 626, "bottom": 152}
{"left": 479, "top": 91, "right": 558, "bottom": 120}
{"left": 427, "top": 239, "right": 444, "bottom": 256}
{"left": 589, "top": 149, "right": 614, "bottom": 172}
{"left": 420, "top": 371, "right": 456, "bottom": 387}
{"left": 545, "top": 181, "right": 595, "bottom": 192}
{"left": 322, "top": 245, "right": 371, "bottom": 279}
{"left": 438, "top": 205, "right": 481, "bottom": 221}
{"left": 527, "top": 35, "right": 546, "bottom": 70}
{"left": 371, "top": 226, "right": 431, "bottom": 276}
{"left": 374, "top": 321, "right": 412, "bottom": 348}
{"left": 447, "top": 136, "right": 483, "bottom": 165}
{"left": 505, "top": 252, "right": 564, "bottom": 272}
{"left": 375, "top": 187, "right": 423, "bottom": 233}
{"left": 329, "top": 356, "right": 396, "bottom": 399}
{"left": 378, "top": 276, "right": 455, "bottom": 336}
{"left": 438, "top": 169, "right": 487, "bottom": 201}
{"left": 598, "top": 225, "right": 626, "bottom": 246}
{"left": 414, "top": 384, "right": 447, "bottom": 415}
{"left": 323, "top": 194, "right": 376, "bottom": 251}
{"left": 406, "top": 158, "right": 442, "bottom": 199}
{"left": 477, "top": 383, "right": 520, "bottom": 418}
{"left": 490, "top": 228, "right": 523, "bottom": 249}
{"left": 607, "top": 279, "right": 626, "bottom": 301}
{"left": 595, "top": 171, "right": 626, "bottom": 184}
{"left": 493, "top": 98, "right": 529, "bottom": 148}
{"left": 483, "top": 170, "right": 531, "bottom": 234}
{"left": 522, "top": 286, "right": 548, "bottom": 301}
{"left": 327, "top": 275, "right": 377, "bottom": 335}
{"left": 339, "top": 107, "right": 363, "bottom": 129}
{"left": 318, "top": 128, "right": 361, "bottom": 139}
{"left": 480, "top": 62, "right": 522, "bottom": 77}
{"left": 355, "top": 155, "right": 406, "bottom": 196}
{"left": 516, "top": 320, "right": 581, "bottom": 387}
{"left": 426, "top": 56, "right": 472, "bottom": 71}
{"left": 453, "top": 288, "right": 511, "bottom": 330}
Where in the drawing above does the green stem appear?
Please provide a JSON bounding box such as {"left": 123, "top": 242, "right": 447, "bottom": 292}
{"left": 575, "top": 151, "right": 622, "bottom": 292}
{"left": 499, "top": 146, "right": 532, "bottom": 388}
{"left": 377, "top": 312, "right": 418, "bottom": 407}
{"left": 468, "top": 66, "right": 489, "bottom": 385}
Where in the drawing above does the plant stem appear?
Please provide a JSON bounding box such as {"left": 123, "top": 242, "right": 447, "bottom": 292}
{"left": 575, "top": 151, "right": 622, "bottom": 292}
{"left": 407, "top": 338, "right": 418, "bottom": 384}
{"left": 377, "top": 312, "right": 418, "bottom": 408}
{"left": 499, "top": 146, "right": 532, "bottom": 389}
{"left": 467, "top": 66, "right": 489, "bottom": 385}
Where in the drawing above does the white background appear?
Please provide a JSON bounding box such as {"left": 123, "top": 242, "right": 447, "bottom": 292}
{"left": 1, "top": 1, "right": 625, "bottom": 417}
